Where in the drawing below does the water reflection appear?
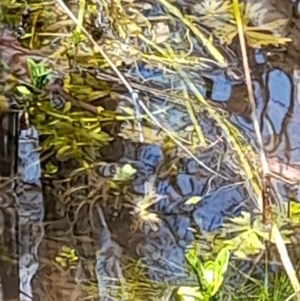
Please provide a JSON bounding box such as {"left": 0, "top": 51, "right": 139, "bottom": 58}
{"left": 193, "top": 185, "right": 245, "bottom": 232}
{"left": 264, "top": 69, "right": 292, "bottom": 150}
{"left": 2, "top": 15, "right": 300, "bottom": 301}
{"left": 231, "top": 68, "right": 296, "bottom": 165}
{"left": 2, "top": 66, "right": 300, "bottom": 301}
{"left": 18, "top": 127, "right": 44, "bottom": 301}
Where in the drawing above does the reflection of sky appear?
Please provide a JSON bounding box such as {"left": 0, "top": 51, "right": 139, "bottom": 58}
{"left": 193, "top": 186, "right": 244, "bottom": 232}
{"left": 230, "top": 68, "right": 300, "bottom": 164}
{"left": 100, "top": 64, "right": 300, "bottom": 279}
{"left": 211, "top": 74, "right": 232, "bottom": 102}
{"left": 286, "top": 101, "right": 300, "bottom": 163}
{"left": 18, "top": 127, "right": 44, "bottom": 301}
{"left": 265, "top": 69, "right": 291, "bottom": 135}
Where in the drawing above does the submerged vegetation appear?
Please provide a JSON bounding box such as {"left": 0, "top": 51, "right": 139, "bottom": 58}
{"left": 0, "top": 0, "right": 300, "bottom": 300}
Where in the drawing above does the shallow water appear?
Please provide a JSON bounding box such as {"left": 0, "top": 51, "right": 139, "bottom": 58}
{"left": 1, "top": 0, "right": 300, "bottom": 300}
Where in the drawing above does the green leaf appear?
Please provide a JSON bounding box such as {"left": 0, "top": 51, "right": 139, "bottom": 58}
{"left": 54, "top": 121, "right": 74, "bottom": 132}
{"left": 202, "top": 261, "right": 216, "bottom": 289}
{"left": 27, "top": 58, "right": 38, "bottom": 78}
{"left": 82, "top": 160, "right": 90, "bottom": 169}
{"left": 56, "top": 145, "right": 72, "bottom": 159}
{"left": 185, "top": 246, "right": 205, "bottom": 288}
{"left": 45, "top": 162, "right": 58, "bottom": 175}
{"left": 223, "top": 230, "right": 264, "bottom": 258}
{"left": 16, "top": 85, "right": 32, "bottom": 95}
{"left": 214, "top": 248, "right": 230, "bottom": 276}
{"left": 47, "top": 119, "right": 61, "bottom": 126}
{"left": 176, "top": 286, "right": 204, "bottom": 301}
{"left": 97, "top": 106, "right": 104, "bottom": 114}
{"left": 35, "top": 113, "right": 46, "bottom": 124}
{"left": 69, "top": 111, "right": 90, "bottom": 117}
{"left": 63, "top": 101, "right": 72, "bottom": 114}
{"left": 92, "top": 132, "right": 110, "bottom": 142}
{"left": 112, "top": 164, "right": 137, "bottom": 181}
{"left": 185, "top": 196, "right": 202, "bottom": 205}
{"left": 37, "top": 70, "right": 52, "bottom": 78}
{"left": 210, "top": 248, "right": 230, "bottom": 296}
{"left": 84, "top": 146, "right": 96, "bottom": 160}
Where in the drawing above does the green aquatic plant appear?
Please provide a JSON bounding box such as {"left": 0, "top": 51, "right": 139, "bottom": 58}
{"left": 175, "top": 246, "right": 230, "bottom": 301}
{"left": 16, "top": 58, "right": 113, "bottom": 177}
{"left": 2, "top": 1, "right": 298, "bottom": 300}
{"left": 55, "top": 245, "right": 78, "bottom": 269}
{"left": 215, "top": 211, "right": 293, "bottom": 259}
{"left": 112, "top": 163, "right": 137, "bottom": 182}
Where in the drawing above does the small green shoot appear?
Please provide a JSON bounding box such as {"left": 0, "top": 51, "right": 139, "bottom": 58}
{"left": 16, "top": 58, "right": 52, "bottom": 96}
{"left": 176, "top": 246, "right": 230, "bottom": 301}
{"left": 112, "top": 164, "right": 137, "bottom": 182}
{"left": 27, "top": 58, "right": 52, "bottom": 90}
